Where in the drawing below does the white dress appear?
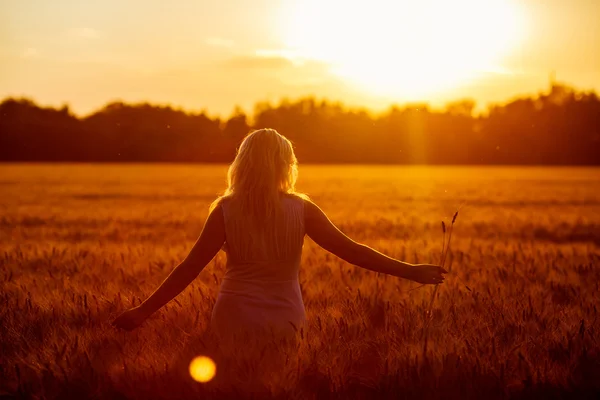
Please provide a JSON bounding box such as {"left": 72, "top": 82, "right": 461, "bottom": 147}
{"left": 210, "top": 195, "right": 306, "bottom": 339}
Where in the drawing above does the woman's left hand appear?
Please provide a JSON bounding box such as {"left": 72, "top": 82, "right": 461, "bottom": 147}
{"left": 112, "top": 306, "right": 149, "bottom": 331}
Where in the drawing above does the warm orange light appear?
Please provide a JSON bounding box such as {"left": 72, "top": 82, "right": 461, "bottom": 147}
{"left": 189, "top": 356, "right": 216, "bottom": 383}
{"left": 283, "top": 0, "right": 525, "bottom": 98}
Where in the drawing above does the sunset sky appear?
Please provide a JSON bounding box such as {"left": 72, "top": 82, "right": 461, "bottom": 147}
{"left": 1, "top": 0, "right": 598, "bottom": 117}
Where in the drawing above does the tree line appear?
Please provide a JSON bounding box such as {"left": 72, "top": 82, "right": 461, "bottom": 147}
{"left": 1, "top": 82, "right": 598, "bottom": 164}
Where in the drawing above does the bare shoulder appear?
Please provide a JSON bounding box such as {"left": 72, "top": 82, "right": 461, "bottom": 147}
{"left": 284, "top": 192, "right": 310, "bottom": 201}
{"left": 206, "top": 200, "right": 225, "bottom": 226}
{"left": 300, "top": 197, "right": 327, "bottom": 222}
{"left": 206, "top": 198, "right": 226, "bottom": 229}
{"left": 210, "top": 195, "right": 230, "bottom": 212}
{"left": 301, "top": 197, "right": 357, "bottom": 253}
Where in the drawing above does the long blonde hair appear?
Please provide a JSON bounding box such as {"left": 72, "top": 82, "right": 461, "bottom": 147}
{"left": 210, "top": 128, "right": 307, "bottom": 259}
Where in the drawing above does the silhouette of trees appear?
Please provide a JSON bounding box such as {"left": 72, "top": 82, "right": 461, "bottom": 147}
{"left": 79, "top": 102, "right": 223, "bottom": 162}
{"left": 0, "top": 99, "right": 83, "bottom": 161}
{"left": 1, "top": 82, "right": 598, "bottom": 164}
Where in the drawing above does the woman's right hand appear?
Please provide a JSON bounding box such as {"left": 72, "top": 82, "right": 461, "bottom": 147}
{"left": 409, "top": 264, "right": 448, "bottom": 284}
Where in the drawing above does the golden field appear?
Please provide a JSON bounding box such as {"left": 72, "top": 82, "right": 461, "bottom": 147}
{"left": 1, "top": 164, "right": 599, "bottom": 399}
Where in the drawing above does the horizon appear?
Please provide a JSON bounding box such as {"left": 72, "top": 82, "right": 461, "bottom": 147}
{"left": 3, "top": 78, "right": 594, "bottom": 120}
{"left": 2, "top": 0, "right": 599, "bottom": 118}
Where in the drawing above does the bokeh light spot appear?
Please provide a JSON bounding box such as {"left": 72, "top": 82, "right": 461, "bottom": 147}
{"left": 189, "top": 356, "right": 216, "bottom": 383}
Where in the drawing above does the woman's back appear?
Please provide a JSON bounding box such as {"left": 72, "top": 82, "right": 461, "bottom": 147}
{"left": 220, "top": 194, "right": 305, "bottom": 280}
{"left": 210, "top": 194, "right": 306, "bottom": 338}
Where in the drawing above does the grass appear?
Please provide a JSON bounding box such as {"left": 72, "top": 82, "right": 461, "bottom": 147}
{"left": 1, "top": 164, "right": 599, "bottom": 399}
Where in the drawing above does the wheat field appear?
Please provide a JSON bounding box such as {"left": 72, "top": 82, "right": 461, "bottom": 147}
{"left": 1, "top": 164, "right": 599, "bottom": 399}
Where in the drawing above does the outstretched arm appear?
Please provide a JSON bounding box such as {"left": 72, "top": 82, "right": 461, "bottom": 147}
{"left": 304, "top": 199, "right": 446, "bottom": 284}
{"left": 112, "top": 203, "right": 225, "bottom": 330}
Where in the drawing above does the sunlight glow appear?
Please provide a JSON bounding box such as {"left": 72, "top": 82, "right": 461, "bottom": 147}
{"left": 189, "top": 356, "right": 216, "bottom": 383}
{"left": 283, "top": 0, "right": 524, "bottom": 98}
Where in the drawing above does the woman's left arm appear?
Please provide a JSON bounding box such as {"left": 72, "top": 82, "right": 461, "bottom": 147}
{"left": 112, "top": 204, "right": 225, "bottom": 330}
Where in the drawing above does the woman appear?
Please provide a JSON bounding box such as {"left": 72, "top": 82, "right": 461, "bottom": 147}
{"left": 112, "top": 128, "right": 447, "bottom": 338}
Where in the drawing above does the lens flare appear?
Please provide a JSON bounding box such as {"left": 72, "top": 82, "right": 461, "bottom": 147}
{"left": 189, "top": 356, "right": 216, "bottom": 383}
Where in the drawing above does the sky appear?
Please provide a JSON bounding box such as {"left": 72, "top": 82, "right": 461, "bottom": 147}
{"left": 1, "top": 0, "right": 599, "bottom": 117}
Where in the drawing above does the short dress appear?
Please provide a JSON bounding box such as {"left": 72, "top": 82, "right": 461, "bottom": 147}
{"left": 210, "top": 195, "right": 306, "bottom": 339}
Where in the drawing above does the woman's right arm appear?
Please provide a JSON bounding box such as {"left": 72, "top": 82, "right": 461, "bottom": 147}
{"left": 304, "top": 199, "right": 447, "bottom": 284}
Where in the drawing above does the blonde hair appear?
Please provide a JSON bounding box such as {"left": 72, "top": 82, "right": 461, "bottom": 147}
{"left": 210, "top": 128, "right": 307, "bottom": 259}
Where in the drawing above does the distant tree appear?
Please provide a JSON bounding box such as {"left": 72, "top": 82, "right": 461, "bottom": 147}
{"left": 223, "top": 106, "right": 249, "bottom": 142}
{"left": 0, "top": 81, "right": 598, "bottom": 164}
{"left": 445, "top": 99, "right": 476, "bottom": 117}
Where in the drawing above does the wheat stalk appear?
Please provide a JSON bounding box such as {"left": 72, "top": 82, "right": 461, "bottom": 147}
{"left": 430, "top": 212, "right": 457, "bottom": 310}
{"left": 423, "top": 210, "right": 458, "bottom": 356}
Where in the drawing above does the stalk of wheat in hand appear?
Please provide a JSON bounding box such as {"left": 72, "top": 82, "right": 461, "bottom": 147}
{"left": 422, "top": 210, "right": 458, "bottom": 355}
{"left": 429, "top": 211, "right": 457, "bottom": 311}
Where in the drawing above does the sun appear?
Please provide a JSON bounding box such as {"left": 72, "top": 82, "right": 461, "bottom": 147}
{"left": 282, "top": 0, "right": 524, "bottom": 99}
